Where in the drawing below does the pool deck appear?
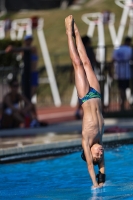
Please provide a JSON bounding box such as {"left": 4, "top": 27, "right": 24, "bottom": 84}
{"left": 0, "top": 106, "right": 133, "bottom": 162}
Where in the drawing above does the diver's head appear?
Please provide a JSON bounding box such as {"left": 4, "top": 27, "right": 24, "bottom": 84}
{"left": 91, "top": 144, "right": 104, "bottom": 165}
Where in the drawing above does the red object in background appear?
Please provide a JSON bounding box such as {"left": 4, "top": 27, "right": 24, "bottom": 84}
{"left": 105, "top": 126, "right": 128, "bottom": 133}
{"left": 25, "top": 115, "right": 31, "bottom": 128}
{"left": 31, "top": 16, "right": 38, "bottom": 29}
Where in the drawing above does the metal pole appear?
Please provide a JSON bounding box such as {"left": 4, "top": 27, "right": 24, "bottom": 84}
{"left": 37, "top": 28, "right": 61, "bottom": 107}
{"left": 23, "top": 50, "right": 31, "bottom": 100}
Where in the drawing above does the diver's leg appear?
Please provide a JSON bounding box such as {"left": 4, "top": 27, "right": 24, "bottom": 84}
{"left": 65, "top": 15, "right": 89, "bottom": 98}
{"left": 73, "top": 22, "right": 100, "bottom": 93}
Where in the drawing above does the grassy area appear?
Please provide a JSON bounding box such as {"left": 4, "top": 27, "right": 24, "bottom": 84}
{"left": 0, "top": 0, "right": 131, "bottom": 106}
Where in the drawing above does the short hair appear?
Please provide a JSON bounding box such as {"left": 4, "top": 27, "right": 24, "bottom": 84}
{"left": 93, "top": 159, "right": 100, "bottom": 166}
{"left": 81, "top": 151, "right": 100, "bottom": 166}
{"left": 93, "top": 157, "right": 102, "bottom": 166}
{"left": 124, "top": 36, "right": 132, "bottom": 44}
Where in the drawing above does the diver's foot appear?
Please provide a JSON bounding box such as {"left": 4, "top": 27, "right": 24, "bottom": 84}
{"left": 74, "top": 22, "right": 79, "bottom": 36}
{"left": 65, "top": 15, "right": 74, "bottom": 36}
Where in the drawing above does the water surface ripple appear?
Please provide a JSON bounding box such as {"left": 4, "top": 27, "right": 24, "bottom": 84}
{"left": 0, "top": 144, "right": 133, "bottom": 200}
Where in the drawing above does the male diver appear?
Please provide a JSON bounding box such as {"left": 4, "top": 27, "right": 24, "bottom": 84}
{"left": 65, "top": 15, "right": 105, "bottom": 188}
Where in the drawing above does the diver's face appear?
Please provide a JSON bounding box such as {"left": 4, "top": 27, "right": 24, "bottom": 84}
{"left": 91, "top": 144, "right": 104, "bottom": 162}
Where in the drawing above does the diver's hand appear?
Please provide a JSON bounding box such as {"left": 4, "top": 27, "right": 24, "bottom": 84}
{"left": 99, "top": 182, "right": 104, "bottom": 187}
{"left": 91, "top": 184, "right": 102, "bottom": 189}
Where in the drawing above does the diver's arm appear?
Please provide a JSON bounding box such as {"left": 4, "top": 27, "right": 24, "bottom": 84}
{"left": 98, "top": 153, "right": 105, "bottom": 186}
{"left": 82, "top": 138, "right": 99, "bottom": 188}
{"left": 99, "top": 152, "right": 105, "bottom": 174}
{"left": 98, "top": 126, "right": 105, "bottom": 186}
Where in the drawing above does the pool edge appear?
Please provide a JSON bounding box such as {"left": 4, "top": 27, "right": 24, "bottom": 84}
{"left": 0, "top": 132, "right": 133, "bottom": 163}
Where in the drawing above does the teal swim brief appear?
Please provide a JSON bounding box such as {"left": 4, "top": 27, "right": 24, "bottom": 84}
{"left": 78, "top": 87, "right": 101, "bottom": 105}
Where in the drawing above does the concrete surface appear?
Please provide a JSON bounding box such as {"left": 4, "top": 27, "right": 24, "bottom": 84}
{"left": 0, "top": 104, "right": 133, "bottom": 161}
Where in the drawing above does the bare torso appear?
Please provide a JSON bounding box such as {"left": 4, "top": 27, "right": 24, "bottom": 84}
{"left": 81, "top": 98, "right": 104, "bottom": 147}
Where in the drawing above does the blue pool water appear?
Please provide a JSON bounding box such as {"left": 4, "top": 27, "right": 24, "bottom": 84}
{"left": 0, "top": 144, "right": 133, "bottom": 200}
